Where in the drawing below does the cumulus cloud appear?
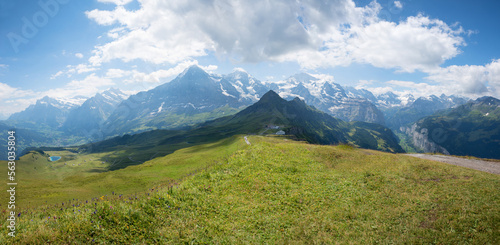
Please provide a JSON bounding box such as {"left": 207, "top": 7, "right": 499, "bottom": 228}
{"left": 347, "top": 15, "right": 464, "bottom": 72}
{"left": 394, "top": 1, "right": 403, "bottom": 9}
{"left": 106, "top": 60, "right": 217, "bottom": 85}
{"left": 79, "top": 0, "right": 500, "bottom": 98}
{"left": 359, "top": 59, "right": 500, "bottom": 99}
{"left": 85, "top": 0, "right": 465, "bottom": 74}
{"left": 105, "top": 68, "right": 131, "bottom": 78}
{"left": 385, "top": 80, "right": 448, "bottom": 97}
{"left": 53, "top": 63, "right": 99, "bottom": 79}
{"left": 426, "top": 59, "right": 500, "bottom": 97}
{"left": 44, "top": 73, "right": 115, "bottom": 100}
{"left": 75, "top": 53, "right": 84, "bottom": 58}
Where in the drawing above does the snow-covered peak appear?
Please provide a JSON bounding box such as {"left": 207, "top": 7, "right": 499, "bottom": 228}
{"left": 233, "top": 67, "right": 248, "bottom": 73}
{"left": 178, "top": 65, "right": 207, "bottom": 78}
{"left": 399, "top": 93, "right": 415, "bottom": 106}
{"left": 37, "top": 96, "right": 86, "bottom": 109}
{"left": 226, "top": 68, "right": 253, "bottom": 82}
{"left": 102, "top": 88, "right": 128, "bottom": 101}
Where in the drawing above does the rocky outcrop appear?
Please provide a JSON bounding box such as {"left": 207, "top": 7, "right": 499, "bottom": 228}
{"left": 400, "top": 124, "right": 450, "bottom": 155}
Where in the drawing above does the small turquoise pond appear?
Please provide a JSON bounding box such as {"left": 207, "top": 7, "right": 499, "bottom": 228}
{"left": 49, "top": 156, "right": 61, "bottom": 162}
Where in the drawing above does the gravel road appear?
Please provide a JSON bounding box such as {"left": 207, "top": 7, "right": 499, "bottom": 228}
{"left": 406, "top": 154, "right": 500, "bottom": 175}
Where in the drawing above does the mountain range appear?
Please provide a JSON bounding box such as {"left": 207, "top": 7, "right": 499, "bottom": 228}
{"left": 62, "top": 88, "right": 129, "bottom": 138}
{"left": 2, "top": 65, "right": 493, "bottom": 159}
{"left": 77, "top": 90, "right": 402, "bottom": 170}
{"left": 8, "top": 95, "right": 87, "bottom": 130}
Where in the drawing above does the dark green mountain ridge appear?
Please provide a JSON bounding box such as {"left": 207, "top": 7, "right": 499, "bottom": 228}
{"left": 402, "top": 96, "right": 500, "bottom": 159}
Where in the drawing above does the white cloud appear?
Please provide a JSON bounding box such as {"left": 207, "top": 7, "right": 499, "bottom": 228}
{"left": 0, "top": 83, "right": 37, "bottom": 116}
{"left": 0, "top": 83, "right": 35, "bottom": 99}
{"left": 105, "top": 68, "right": 132, "bottom": 78}
{"left": 1, "top": 72, "right": 119, "bottom": 116}
{"left": 85, "top": 0, "right": 466, "bottom": 74}
{"left": 347, "top": 15, "right": 464, "bottom": 72}
{"left": 75, "top": 53, "right": 84, "bottom": 58}
{"left": 97, "top": 0, "right": 133, "bottom": 5}
{"left": 394, "top": 1, "right": 403, "bottom": 9}
{"left": 425, "top": 59, "right": 500, "bottom": 97}
{"left": 0, "top": 64, "right": 8, "bottom": 69}
{"left": 75, "top": 64, "right": 97, "bottom": 74}
{"left": 60, "top": 63, "right": 99, "bottom": 77}
{"left": 84, "top": 0, "right": 374, "bottom": 66}
{"left": 119, "top": 60, "right": 217, "bottom": 84}
{"left": 45, "top": 73, "right": 115, "bottom": 99}
{"left": 386, "top": 80, "right": 447, "bottom": 97}
{"left": 50, "top": 71, "right": 64, "bottom": 79}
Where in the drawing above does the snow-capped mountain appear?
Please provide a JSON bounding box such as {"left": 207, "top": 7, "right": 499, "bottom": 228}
{"left": 376, "top": 92, "right": 410, "bottom": 108}
{"left": 344, "top": 86, "right": 378, "bottom": 104}
{"left": 222, "top": 68, "right": 269, "bottom": 102}
{"left": 102, "top": 65, "right": 270, "bottom": 136}
{"left": 7, "top": 96, "right": 86, "bottom": 129}
{"left": 6, "top": 65, "right": 473, "bottom": 142}
{"left": 275, "top": 73, "right": 385, "bottom": 125}
{"left": 62, "top": 88, "right": 128, "bottom": 137}
{"left": 384, "top": 94, "right": 467, "bottom": 130}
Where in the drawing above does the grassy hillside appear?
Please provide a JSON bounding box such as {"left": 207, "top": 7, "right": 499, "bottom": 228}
{"left": 0, "top": 136, "right": 246, "bottom": 208}
{"left": 55, "top": 90, "right": 403, "bottom": 172}
{"left": 1, "top": 136, "right": 498, "bottom": 244}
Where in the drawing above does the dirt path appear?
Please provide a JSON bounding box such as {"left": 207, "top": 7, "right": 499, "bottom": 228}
{"left": 244, "top": 136, "right": 251, "bottom": 145}
{"left": 406, "top": 154, "right": 500, "bottom": 175}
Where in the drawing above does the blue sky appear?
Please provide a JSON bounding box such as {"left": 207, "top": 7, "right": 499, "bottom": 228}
{"left": 1, "top": 0, "right": 499, "bottom": 118}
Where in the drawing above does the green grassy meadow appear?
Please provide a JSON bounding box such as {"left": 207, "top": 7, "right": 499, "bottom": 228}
{"left": 1, "top": 136, "right": 499, "bottom": 243}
